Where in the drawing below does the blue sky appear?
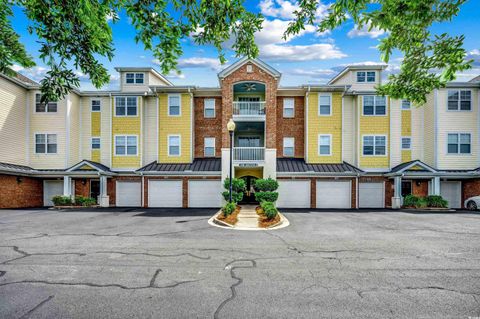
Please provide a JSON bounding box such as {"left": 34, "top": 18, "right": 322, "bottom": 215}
{"left": 11, "top": 0, "right": 480, "bottom": 90}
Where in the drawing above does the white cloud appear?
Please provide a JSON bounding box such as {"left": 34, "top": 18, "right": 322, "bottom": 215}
{"left": 260, "top": 43, "right": 346, "bottom": 61}
{"left": 347, "top": 23, "right": 386, "bottom": 39}
{"left": 166, "top": 71, "right": 186, "bottom": 80}
{"left": 259, "top": 0, "right": 330, "bottom": 22}
{"left": 154, "top": 57, "right": 224, "bottom": 71}
{"left": 288, "top": 68, "right": 336, "bottom": 78}
{"left": 12, "top": 65, "right": 49, "bottom": 82}
{"left": 466, "top": 49, "right": 480, "bottom": 66}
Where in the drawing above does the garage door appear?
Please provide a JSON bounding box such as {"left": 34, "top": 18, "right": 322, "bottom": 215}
{"left": 277, "top": 180, "right": 310, "bottom": 208}
{"left": 316, "top": 180, "right": 351, "bottom": 209}
{"left": 359, "top": 182, "right": 384, "bottom": 208}
{"left": 43, "top": 180, "right": 63, "bottom": 206}
{"left": 148, "top": 180, "right": 183, "bottom": 207}
{"left": 440, "top": 181, "right": 461, "bottom": 208}
{"left": 116, "top": 181, "right": 141, "bottom": 207}
{"left": 188, "top": 180, "right": 222, "bottom": 208}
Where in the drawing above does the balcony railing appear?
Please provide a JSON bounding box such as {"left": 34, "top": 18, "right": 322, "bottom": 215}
{"left": 233, "top": 147, "right": 265, "bottom": 162}
{"left": 233, "top": 101, "right": 266, "bottom": 116}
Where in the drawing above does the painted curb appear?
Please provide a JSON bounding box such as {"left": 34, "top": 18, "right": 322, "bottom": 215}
{"left": 208, "top": 210, "right": 290, "bottom": 231}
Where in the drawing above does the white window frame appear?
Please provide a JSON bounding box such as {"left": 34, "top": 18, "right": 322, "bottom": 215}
{"left": 283, "top": 98, "right": 295, "bottom": 118}
{"left": 204, "top": 99, "right": 215, "bottom": 118}
{"left": 356, "top": 71, "right": 376, "bottom": 83}
{"left": 34, "top": 133, "right": 58, "bottom": 154}
{"left": 362, "top": 135, "right": 388, "bottom": 156}
{"left": 318, "top": 134, "right": 332, "bottom": 156}
{"left": 204, "top": 137, "right": 215, "bottom": 157}
{"left": 91, "top": 137, "right": 101, "bottom": 150}
{"left": 401, "top": 136, "right": 411, "bottom": 150}
{"left": 401, "top": 99, "right": 411, "bottom": 110}
{"left": 125, "top": 72, "right": 144, "bottom": 85}
{"left": 91, "top": 99, "right": 101, "bottom": 112}
{"left": 114, "top": 96, "right": 138, "bottom": 117}
{"left": 318, "top": 94, "right": 332, "bottom": 116}
{"left": 114, "top": 135, "right": 138, "bottom": 156}
{"left": 168, "top": 135, "right": 181, "bottom": 157}
{"left": 362, "top": 95, "right": 387, "bottom": 116}
{"left": 447, "top": 89, "right": 472, "bottom": 111}
{"left": 34, "top": 93, "right": 57, "bottom": 113}
{"left": 283, "top": 137, "right": 295, "bottom": 157}
{"left": 446, "top": 132, "right": 471, "bottom": 155}
{"left": 168, "top": 94, "right": 181, "bottom": 117}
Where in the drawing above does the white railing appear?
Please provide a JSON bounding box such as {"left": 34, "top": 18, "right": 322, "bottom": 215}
{"left": 233, "top": 102, "right": 266, "bottom": 116}
{"left": 233, "top": 147, "right": 265, "bottom": 161}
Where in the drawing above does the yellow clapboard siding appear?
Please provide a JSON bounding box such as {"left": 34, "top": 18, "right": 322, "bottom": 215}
{"left": 307, "top": 92, "right": 342, "bottom": 163}
{"left": 158, "top": 93, "right": 192, "bottom": 163}
{"left": 90, "top": 109, "right": 101, "bottom": 161}
{"left": 401, "top": 110, "right": 411, "bottom": 136}
{"left": 401, "top": 150, "right": 412, "bottom": 163}
{"left": 91, "top": 150, "right": 101, "bottom": 163}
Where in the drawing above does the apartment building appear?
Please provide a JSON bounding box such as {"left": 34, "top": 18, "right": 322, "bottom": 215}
{"left": 0, "top": 58, "right": 479, "bottom": 209}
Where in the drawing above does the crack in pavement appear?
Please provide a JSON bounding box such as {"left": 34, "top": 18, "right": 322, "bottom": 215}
{"left": 93, "top": 250, "right": 211, "bottom": 260}
{"left": 19, "top": 295, "right": 54, "bottom": 319}
{"left": 213, "top": 259, "right": 256, "bottom": 319}
{"left": 0, "top": 246, "right": 86, "bottom": 264}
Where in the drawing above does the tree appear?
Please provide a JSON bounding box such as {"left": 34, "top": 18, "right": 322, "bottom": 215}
{"left": 2, "top": 0, "right": 471, "bottom": 104}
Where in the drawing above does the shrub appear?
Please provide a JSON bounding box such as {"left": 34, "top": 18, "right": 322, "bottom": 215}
{"left": 416, "top": 197, "right": 428, "bottom": 208}
{"left": 425, "top": 195, "right": 448, "bottom": 208}
{"left": 261, "top": 201, "right": 278, "bottom": 220}
{"left": 403, "top": 194, "right": 419, "bottom": 208}
{"left": 222, "top": 202, "right": 236, "bottom": 217}
{"left": 254, "top": 178, "right": 279, "bottom": 192}
{"left": 255, "top": 191, "right": 278, "bottom": 203}
{"left": 222, "top": 191, "right": 243, "bottom": 203}
{"left": 51, "top": 195, "right": 73, "bottom": 206}
{"left": 223, "top": 178, "right": 246, "bottom": 193}
{"left": 75, "top": 196, "right": 97, "bottom": 207}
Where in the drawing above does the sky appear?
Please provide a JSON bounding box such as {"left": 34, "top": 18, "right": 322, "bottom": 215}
{"left": 10, "top": 0, "right": 480, "bottom": 90}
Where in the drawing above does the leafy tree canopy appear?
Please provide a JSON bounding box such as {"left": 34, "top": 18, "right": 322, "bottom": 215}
{"left": 1, "top": 0, "right": 471, "bottom": 104}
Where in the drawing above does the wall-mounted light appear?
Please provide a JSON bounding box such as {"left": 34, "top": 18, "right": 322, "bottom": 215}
{"left": 82, "top": 179, "right": 87, "bottom": 185}
{"left": 16, "top": 177, "right": 22, "bottom": 184}
{"left": 416, "top": 181, "right": 421, "bottom": 186}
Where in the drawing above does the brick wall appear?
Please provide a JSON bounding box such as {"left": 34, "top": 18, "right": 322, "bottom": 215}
{"left": 74, "top": 179, "right": 90, "bottom": 198}
{"left": 462, "top": 179, "right": 480, "bottom": 208}
{"left": 276, "top": 96, "right": 305, "bottom": 158}
{"left": 412, "top": 180, "right": 429, "bottom": 197}
{"left": 0, "top": 174, "right": 43, "bottom": 208}
{"left": 194, "top": 97, "right": 222, "bottom": 158}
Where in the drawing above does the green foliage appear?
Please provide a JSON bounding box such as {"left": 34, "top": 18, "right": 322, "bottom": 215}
{"left": 254, "top": 178, "right": 279, "bottom": 192}
{"left": 222, "top": 202, "right": 236, "bottom": 217}
{"left": 260, "top": 201, "right": 278, "bottom": 220}
{"left": 222, "top": 191, "right": 243, "bottom": 203}
{"left": 403, "top": 194, "right": 420, "bottom": 208}
{"left": 255, "top": 191, "right": 278, "bottom": 203}
{"left": 223, "top": 178, "right": 246, "bottom": 193}
{"left": 74, "top": 196, "right": 97, "bottom": 207}
{"left": 51, "top": 195, "right": 73, "bottom": 206}
{"left": 425, "top": 195, "right": 448, "bottom": 208}
{"left": 403, "top": 194, "right": 447, "bottom": 208}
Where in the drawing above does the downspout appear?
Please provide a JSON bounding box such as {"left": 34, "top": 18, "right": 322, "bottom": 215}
{"left": 356, "top": 172, "right": 360, "bottom": 209}
{"left": 188, "top": 87, "right": 194, "bottom": 163}
{"left": 305, "top": 86, "right": 310, "bottom": 162}
{"left": 109, "top": 92, "right": 112, "bottom": 168}
{"left": 140, "top": 171, "right": 145, "bottom": 208}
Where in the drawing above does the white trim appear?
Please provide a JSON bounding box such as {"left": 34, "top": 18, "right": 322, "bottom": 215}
{"left": 341, "top": 95, "right": 344, "bottom": 162}
{"left": 156, "top": 95, "right": 159, "bottom": 162}
{"left": 434, "top": 89, "right": 438, "bottom": 167}
{"left": 445, "top": 132, "right": 472, "bottom": 155}
{"left": 33, "top": 93, "right": 58, "bottom": 114}
{"left": 361, "top": 134, "right": 388, "bottom": 156}
{"left": 34, "top": 132, "right": 59, "bottom": 155}
{"left": 283, "top": 98, "right": 295, "bottom": 118}
{"left": 401, "top": 99, "right": 411, "bottom": 110}
{"left": 65, "top": 94, "right": 71, "bottom": 167}
{"left": 356, "top": 96, "right": 360, "bottom": 166}
{"left": 114, "top": 134, "right": 139, "bottom": 156}
{"left": 401, "top": 136, "right": 412, "bottom": 150}
{"left": 114, "top": 96, "right": 139, "bottom": 117}
{"left": 318, "top": 93, "right": 332, "bottom": 116}
{"left": 124, "top": 72, "right": 145, "bottom": 85}
{"left": 140, "top": 96, "right": 143, "bottom": 165}
{"left": 190, "top": 92, "right": 194, "bottom": 162}
{"left": 318, "top": 134, "right": 332, "bottom": 156}
{"left": 168, "top": 93, "right": 182, "bottom": 117}
{"left": 204, "top": 98, "right": 216, "bottom": 118}
{"left": 168, "top": 134, "right": 181, "bottom": 157}
{"left": 283, "top": 137, "right": 295, "bottom": 157}
{"left": 356, "top": 71, "right": 376, "bottom": 83}
{"left": 91, "top": 136, "right": 101, "bottom": 150}
{"left": 90, "top": 98, "right": 101, "bottom": 112}
{"left": 109, "top": 94, "right": 112, "bottom": 167}
{"left": 79, "top": 97, "right": 83, "bottom": 160}
{"left": 204, "top": 137, "right": 216, "bottom": 157}
{"left": 362, "top": 95, "right": 387, "bottom": 116}
{"left": 305, "top": 91, "right": 309, "bottom": 162}
{"left": 25, "top": 91, "right": 30, "bottom": 165}
{"left": 446, "top": 89, "right": 473, "bottom": 111}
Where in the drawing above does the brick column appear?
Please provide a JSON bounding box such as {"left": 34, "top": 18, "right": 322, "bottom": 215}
{"left": 310, "top": 178, "right": 316, "bottom": 209}
{"left": 182, "top": 177, "right": 188, "bottom": 208}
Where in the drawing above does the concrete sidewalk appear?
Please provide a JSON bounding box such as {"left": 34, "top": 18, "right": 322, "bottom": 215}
{"left": 235, "top": 205, "right": 259, "bottom": 228}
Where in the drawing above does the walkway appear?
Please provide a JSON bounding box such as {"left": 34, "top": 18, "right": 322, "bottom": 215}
{"left": 235, "top": 204, "right": 259, "bottom": 228}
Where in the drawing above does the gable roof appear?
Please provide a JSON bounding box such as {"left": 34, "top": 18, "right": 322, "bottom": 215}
{"left": 389, "top": 160, "right": 437, "bottom": 174}
{"left": 114, "top": 67, "right": 173, "bottom": 86}
{"left": 217, "top": 57, "right": 281, "bottom": 80}
{"left": 66, "top": 160, "right": 112, "bottom": 173}
{"left": 327, "top": 64, "right": 387, "bottom": 85}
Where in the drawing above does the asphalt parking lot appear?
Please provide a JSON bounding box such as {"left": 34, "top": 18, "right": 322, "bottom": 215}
{"left": 1, "top": 208, "right": 479, "bottom": 318}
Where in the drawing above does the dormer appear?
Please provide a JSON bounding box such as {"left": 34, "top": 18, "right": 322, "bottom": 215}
{"left": 115, "top": 67, "right": 173, "bottom": 92}
{"left": 328, "top": 65, "right": 386, "bottom": 91}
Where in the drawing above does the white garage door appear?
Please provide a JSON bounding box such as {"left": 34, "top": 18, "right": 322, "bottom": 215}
{"left": 188, "top": 180, "right": 222, "bottom": 208}
{"left": 441, "top": 181, "right": 461, "bottom": 208}
{"left": 116, "top": 181, "right": 141, "bottom": 207}
{"left": 316, "top": 180, "right": 351, "bottom": 209}
{"left": 43, "top": 180, "right": 63, "bottom": 206}
{"left": 359, "top": 182, "right": 384, "bottom": 208}
{"left": 277, "top": 180, "right": 310, "bottom": 208}
{"left": 148, "top": 180, "right": 183, "bottom": 208}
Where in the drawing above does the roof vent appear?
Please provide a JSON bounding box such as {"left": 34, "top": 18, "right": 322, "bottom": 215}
{"left": 246, "top": 64, "right": 253, "bottom": 73}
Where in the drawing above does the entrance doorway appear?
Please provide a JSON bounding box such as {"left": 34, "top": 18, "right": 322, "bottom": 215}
{"left": 90, "top": 180, "right": 100, "bottom": 203}
{"left": 240, "top": 176, "right": 258, "bottom": 204}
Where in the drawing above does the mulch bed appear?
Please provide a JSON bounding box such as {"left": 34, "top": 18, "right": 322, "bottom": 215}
{"left": 216, "top": 205, "right": 241, "bottom": 225}
{"left": 256, "top": 206, "right": 282, "bottom": 228}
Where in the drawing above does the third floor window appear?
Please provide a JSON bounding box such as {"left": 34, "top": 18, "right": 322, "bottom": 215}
{"left": 125, "top": 73, "right": 144, "bottom": 84}
{"left": 35, "top": 94, "right": 57, "bottom": 113}
{"left": 204, "top": 99, "right": 215, "bottom": 118}
{"left": 363, "top": 96, "right": 386, "bottom": 116}
{"left": 357, "top": 71, "right": 375, "bottom": 83}
{"left": 283, "top": 98, "right": 294, "bottom": 118}
{"left": 168, "top": 95, "right": 181, "bottom": 116}
{"left": 448, "top": 90, "right": 471, "bottom": 111}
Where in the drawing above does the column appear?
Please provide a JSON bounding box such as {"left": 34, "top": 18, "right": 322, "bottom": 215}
{"left": 98, "top": 175, "right": 110, "bottom": 207}
{"left": 392, "top": 176, "right": 402, "bottom": 209}
{"left": 63, "top": 176, "right": 72, "bottom": 197}
{"left": 432, "top": 176, "right": 441, "bottom": 195}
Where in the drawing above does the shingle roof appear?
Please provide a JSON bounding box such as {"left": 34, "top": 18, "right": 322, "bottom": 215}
{"left": 137, "top": 158, "right": 221, "bottom": 172}
{"left": 390, "top": 160, "right": 436, "bottom": 173}
{"left": 0, "top": 162, "right": 35, "bottom": 173}
{"left": 277, "top": 158, "right": 363, "bottom": 174}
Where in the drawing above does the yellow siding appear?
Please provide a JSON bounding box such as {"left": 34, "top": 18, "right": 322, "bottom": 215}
{"left": 91, "top": 109, "right": 101, "bottom": 161}
{"left": 91, "top": 150, "right": 101, "bottom": 162}
{"left": 307, "top": 92, "right": 342, "bottom": 163}
{"left": 401, "top": 150, "right": 412, "bottom": 163}
{"left": 359, "top": 96, "right": 390, "bottom": 168}
{"left": 111, "top": 96, "right": 142, "bottom": 168}
{"left": 158, "top": 93, "right": 192, "bottom": 163}
{"left": 401, "top": 109, "right": 412, "bottom": 162}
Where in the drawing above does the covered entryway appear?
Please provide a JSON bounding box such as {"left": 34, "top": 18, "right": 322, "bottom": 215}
{"left": 359, "top": 182, "right": 384, "bottom": 208}
{"left": 116, "top": 181, "right": 141, "bottom": 207}
{"left": 316, "top": 180, "right": 351, "bottom": 209}
{"left": 440, "top": 181, "right": 462, "bottom": 208}
{"left": 43, "top": 180, "right": 63, "bottom": 206}
{"left": 188, "top": 180, "right": 222, "bottom": 208}
{"left": 277, "top": 180, "right": 310, "bottom": 208}
{"left": 148, "top": 180, "right": 182, "bottom": 207}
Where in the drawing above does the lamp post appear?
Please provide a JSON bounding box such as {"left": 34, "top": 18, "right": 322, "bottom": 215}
{"left": 227, "top": 118, "right": 236, "bottom": 203}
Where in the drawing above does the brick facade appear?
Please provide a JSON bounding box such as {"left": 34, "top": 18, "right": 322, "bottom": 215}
{"left": 462, "top": 179, "right": 480, "bottom": 208}
{"left": 412, "top": 180, "right": 429, "bottom": 197}
{"left": 276, "top": 96, "right": 305, "bottom": 158}
{"left": 194, "top": 97, "right": 222, "bottom": 158}
{"left": 74, "top": 179, "right": 90, "bottom": 198}
{"left": 0, "top": 174, "right": 43, "bottom": 208}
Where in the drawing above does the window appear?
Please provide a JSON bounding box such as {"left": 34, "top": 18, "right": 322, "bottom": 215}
{"left": 125, "top": 72, "right": 144, "bottom": 84}
{"left": 283, "top": 98, "right": 294, "bottom": 118}
{"left": 401, "top": 181, "right": 412, "bottom": 197}
{"left": 115, "top": 136, "right": 137, "bottom": 155}
{"left": 115, "top": 97, "right": 137, "bottom": 116}
{"left": 35, "top": 134, "right": 57, "bottom": 154}
{"left": 204, "top": 99, "right": 215, "bottom": 118}
{"left": 401, "top": 100, "right": 411, "bottom": 110}
{"left": 318, "top": 95, "right": 331, "bottom": 116}
{"left": 447, "top": 133, "right": 471, "bottom": 154}
{"left": 366, "top": 71, "right": 376, "bottom": 82}
{"left": 168, "top": 95, "right": 181, "bottom": 116}
{"left": 238, "top": 136, "right": 260, "bottom": 147}
{"left": 283, "top": 137, "right": 294, "bottom": 157}
{"left": 363, "top": 96, "right": 386, "bottom": 115}
{"left": 357, "top": 71, "right": 375, "bottom": 83}
{"left": 35, "top": 94, "right": 57, "bottom": 113}
{"left": 357, "top": 71, "right": 366, "bottom": 83}
{"left": 318, "top": 135, "right": 331, "bottom": 155}
{"left": 204, "top": 137, "right": 215, "bottom": 157}
{"left": 91, "top": 137, "right": 101, "bottom": 150}
{"left": 168, "top": 135, "right": 181, "bottom": 156}
{"left": 363, "top": 136, "right": 386, "bottom": 156}
{"left": 448, "top": 90, "right": 471, "bottom": 111}
{"left": 246, "top": 64, "right": 253, "bottom": 73}
{"left": 91, "top": 99, "right": 101, "bottom": 112}
{"left": 401, "top": 137, "right": 411, "bottom": 150}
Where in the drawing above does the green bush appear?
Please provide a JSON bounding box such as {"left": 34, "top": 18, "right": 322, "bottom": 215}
{"left": 51, "top": 195, "right": 73, "bottom": 206}
{"left": 75, "top": 196, "right": 97, "bottom": 207}
{"left": 417, "top": 197, "right": 428, "bottom": 208}
{"left": 403, "top": 194, "right": 419, "bottom": 208}
{"left": 254, "top": 178, "right": 279, "bottom": 192}
{"left": 222, "top": 202, "right": 236, "bottom": 217}
{"left": 425, "top": 195, "right": 448, "bottom": 208}
{"left": 261, "top": 201, "right": 278, "bottom": 220}
{"left": 222, "top": 191, "right": 243, "bottom": 203}
{"left": 255, "top": 191, "right": 278, "bottom": 203}
{"left": 223, "top": 178, "right": 246, "bottom": 193}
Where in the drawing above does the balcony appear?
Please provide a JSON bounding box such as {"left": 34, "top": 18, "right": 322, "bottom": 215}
{"left": 233, "top": 101, "right": 266, "bottom": 117}
{"left": 233, "top": 147, "right": 265, "bottom": 162}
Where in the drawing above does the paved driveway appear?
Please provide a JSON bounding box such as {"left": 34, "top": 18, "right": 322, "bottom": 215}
{"left": 0, "top": 208, "right": 479, "bottom": 318}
